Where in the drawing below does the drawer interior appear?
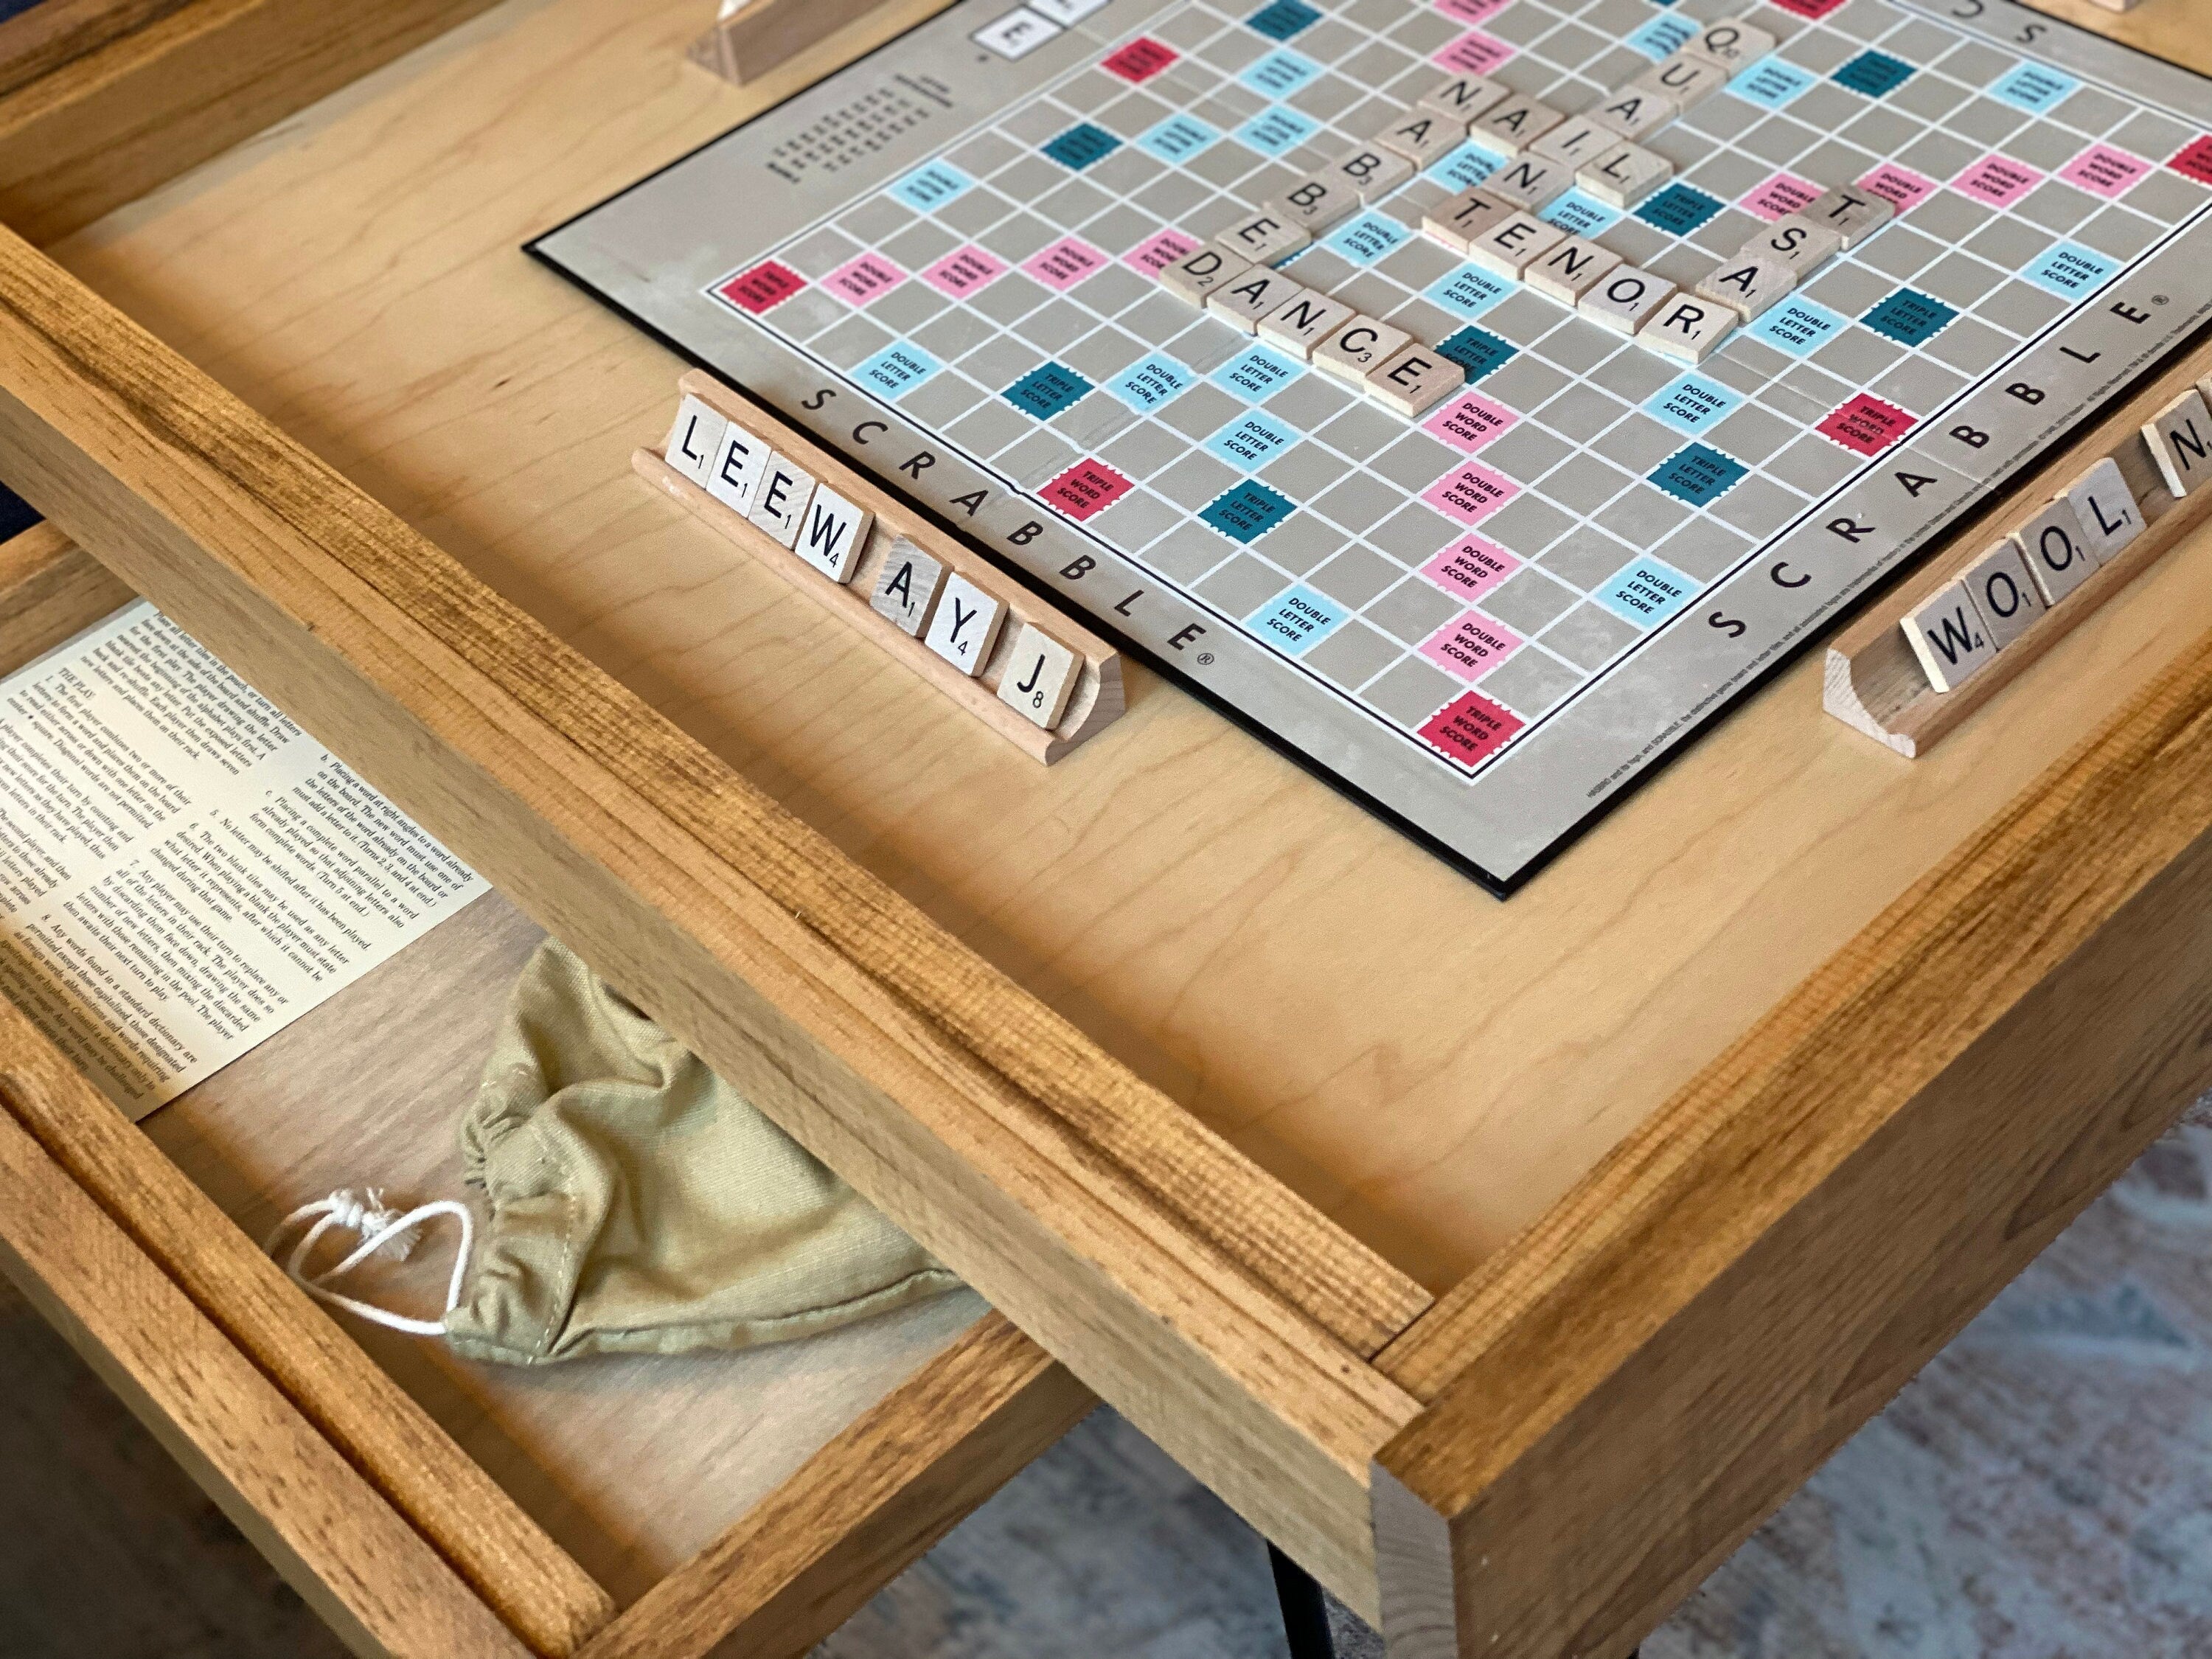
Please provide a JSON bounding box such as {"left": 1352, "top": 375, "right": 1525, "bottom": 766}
{"left": 0, "top": 536, "right": 1004, "bottom": 1617}
{"left": 144, "top": 887, "right": 992, "bottom": 1608}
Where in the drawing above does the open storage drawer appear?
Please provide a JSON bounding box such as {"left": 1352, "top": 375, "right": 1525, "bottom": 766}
{"left": 9, "top": 0, "right": 2212, "bottom": 1654}
{"left": 0, "top": 528, "right": 1091, "bottom": 1659}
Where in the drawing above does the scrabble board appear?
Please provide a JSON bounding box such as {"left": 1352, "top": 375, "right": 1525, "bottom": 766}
{"left": 532, "top": 0, "right": 2212, "bottom": 892}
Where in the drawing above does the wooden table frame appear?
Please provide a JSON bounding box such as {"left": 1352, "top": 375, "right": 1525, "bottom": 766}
{"left": 10, "top": 207, "right": 2212, "bottom": 1659}
{"left": 0, "top": 0, "right": 509, "bottom": 247}
{"left": 4, "top": 0, "right": 2212, "bottom": 1653}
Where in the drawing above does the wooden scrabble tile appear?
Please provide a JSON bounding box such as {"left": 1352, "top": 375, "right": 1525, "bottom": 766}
{"left": 2143, "top": 387, "right": 2212, "bottom": 498}
{"left": 703, "top": 420, "right": 768, "bottom": 516}
{"left": 1206, "top": 265, "right": 1304, "bottom": 333}
{"left": 747, "top": 451, "right": 816, "bottom": 547}
{"left": 1159, "top": 244, "right": 1253, "bottom": 306}
{"left": 922, "top": 572, "right": 1007, "bottom": 676}
{"left": 1694, "top": 254, "right": 1795, "bottom": 321}
{"left": 1587, "top": 87, "right": 1677, "bottom": 140}
{"left": 1371, "top": 106, "right": 1466, "bottom": 168}
{"left": 1422, "top": 187, "right": 1515, "bottom": 252}
{"left": 869, "top": 538, "right": 947, "bottom": 636}
{"left": 2012, "top": 496, "right": 2101, "bottom": 605}
{"left": 998, "top": 623, "right": 1080, "bottom": 728}
{"left": 1627, "top": 52, "right": 1728, "bottom": 109}
{"left": 1216, "top": 208, "right": 1311, "bottom": 266}
{"left": 1467, "top": 95, "right": 1564, "bottom": 158}
{"left": 791, "top": 484, "right": 871, "bottom": 583}
{"left": 1529, "top": 118, "right": 1618, "bottom": 169}
{"left": 1467, "top": 211, "right": 1567, "bottom": 279}
{"left": 1419, "top": 72, "right": 1509, "bottom": 125}
{"left": 1256, "top": 288, "right": 1356, "bottom": 360}
{"left": 1684, "top": 17, "right": 1775, "bottom": 70}
{"left": 1740, "top": 215, "right": 1842, "bottom": 279}
{"left": 1581, "top": 265, "right": 1675, "bottom": 335}
{"left": 1484, "top": 153, "right": 1572, "bottom": 210}
{"left": 2062, "top": 456, "right": 2145, "bottom": 562}
{"left": 1636, "top": 293, "right": 1734, "bottom": 364}
{"left": 1313, "top": 315, "right": 1411, "bottom": 384}
{"left": 1272, "top": 175, "right": 1358, "bottom": 236}
{"left": 1526, "top": 235, "right": 1621, "bottom": 304}
{"left": 1801, "top": 186, "right": 1893, "bottom": 248}
{"left": 1577, "top": 142, "right": 1672, "bottom": 207}
{"left": 1902, "top": 580, "right": 1997, "bottom": 693}
{"left": 1327, "top": 144, "right": 1413, "bottom": 204}
{"left": 664, "top": 394, "right": 726, "bottom": 487}
{"left": 1954, "top": 538, "right": 2045, "bottom": 651}
{"left": 1365, "top": 344, "right": 1464, "bottom": 419}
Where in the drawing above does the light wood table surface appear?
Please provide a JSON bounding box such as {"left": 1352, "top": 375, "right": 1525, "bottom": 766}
{"left": 52, "top": 0, "right": 2212, "bottom": 1288}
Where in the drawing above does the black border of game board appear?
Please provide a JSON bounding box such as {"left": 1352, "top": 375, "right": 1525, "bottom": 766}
{"left": 525, "top": 0, "right": 2212, "bottom": 899}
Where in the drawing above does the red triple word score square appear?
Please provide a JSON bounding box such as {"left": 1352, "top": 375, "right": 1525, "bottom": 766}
{"left": 2171, "top": 136, "right": 2212, "bottom": 187}
{"left": 1104, "top": 38, "right": 1177, "bottom": 82}
{"left": 716, "top": 261, "right": 805, "bottom": 314}
{"left": 1043, "top": 460, "right": 1133, "bottom": 521}
{"left": 1418, "top": 691, "right": 1523, "bottom": 767}
{"left": 1817, "top": 393, "right": 1916, "bottom": 456}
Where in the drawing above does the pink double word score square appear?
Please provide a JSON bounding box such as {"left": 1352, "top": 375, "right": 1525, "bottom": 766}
{"left": 1422, "top": 462, "right": 1518, "bottom": 524}
{"left": 921, "top": 246, "right": 1007, "bottom": 298}
{"left": 1023, "top": 237, "right": 1108, "bottom": 291}
{"left": 824, "top": 253, "right": 905, "bottom": 305}
{"left": 2060, "top": 143, "right": 2150, "bottom": 198}
{"left": 1423, "top": 392, "right": 1517, "bottom": 453}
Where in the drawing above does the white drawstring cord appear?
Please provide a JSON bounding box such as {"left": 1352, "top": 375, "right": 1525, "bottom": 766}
{"left": 267, "top": 1187, "right": 473, "bottom": 1338}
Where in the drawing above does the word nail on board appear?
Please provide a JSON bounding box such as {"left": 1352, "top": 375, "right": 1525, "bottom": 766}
{"left": 642, "top": 372, "right": 1124, "bottom": 762}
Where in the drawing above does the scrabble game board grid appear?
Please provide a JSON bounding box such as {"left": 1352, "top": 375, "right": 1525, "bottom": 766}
{"left": 725, "top": 0, "right": 2211, "bottom": 744}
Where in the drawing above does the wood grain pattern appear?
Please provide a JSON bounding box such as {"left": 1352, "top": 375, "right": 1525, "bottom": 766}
{"left": 1826, "top": 328, "right": 2212, "bottom": 756}
{"left": 13, "top": 0, "right": 2211, "bottom": 1644}
{"left": 0, "top": 947, "right": 617, "bottom": 1657}
{"left": 21, "top": 0, "right": 2212, "bottom": 1630}
{"left": 51, "top": 0, "right": 2212, "bottom": 1312}
{"left": 1371, "top": 614, "right": 2212, "bottom": 1657}
{"left": 0, "top": 221, "right": 1426, "bottom": 1608}
{"left": 643, "top": 371, "right": 1124, "bottom": 762}
{"left": 2017, "top": 0, "right": 2191, "bottom": 50}
{"left": 0, "top": 0, "right": 503, "bottom": 246}
{"left": 0, "top": 1076, "right": 536, "bottom": 1659}
{"left": 0, "top": 0, "right": 189, "bottom": 100}
{"left": 0, "top": 518, "right": 131, "bottom": 671}
{"left": 578, "top": 1313, "right": 1093, "bottom": 1659}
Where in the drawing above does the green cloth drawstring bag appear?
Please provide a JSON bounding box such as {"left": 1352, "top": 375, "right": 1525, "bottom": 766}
{"left": 268, "top": 939, "right": 958, "bottom": 1363}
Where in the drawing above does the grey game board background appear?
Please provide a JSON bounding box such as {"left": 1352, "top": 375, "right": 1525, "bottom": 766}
{"left": 532, "top": 0, "right": 2212, "bottom": 889}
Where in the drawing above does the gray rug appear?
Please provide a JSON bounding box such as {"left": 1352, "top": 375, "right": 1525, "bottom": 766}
{"left": 8, "top": 1094, "right": 2212, "bottom": 1658}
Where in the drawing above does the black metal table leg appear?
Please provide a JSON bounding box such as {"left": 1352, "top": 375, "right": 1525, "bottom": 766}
{"left": 1268, "top": 1543, "right": 1335, "bottom": 1659}
{"left": 1265, "top": 1545, "right": 1644, "bottom": 1659}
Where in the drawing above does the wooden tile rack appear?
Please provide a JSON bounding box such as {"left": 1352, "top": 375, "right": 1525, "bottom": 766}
{"left": 1825, "top": 327, "right": 2212, "bottom": 757}
{"left": 635, "top": 370, "right": 1125, "bottom": 764}
{"left": 685, "top": 0, "right": 902, "bottom": 86}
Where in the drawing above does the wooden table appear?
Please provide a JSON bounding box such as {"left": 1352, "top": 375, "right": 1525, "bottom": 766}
{"left": 5, "top": 0, "right": 2212, "bottom": 1652}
